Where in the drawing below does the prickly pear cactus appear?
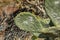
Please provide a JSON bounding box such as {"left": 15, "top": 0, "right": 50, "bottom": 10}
{"left": 45, "top": 0, "right": 60, "bottom": 27}
{"left": 14, "top": 12, "right": 57, "bottom": 34}
{"left": 14, "top": 0, "right": 60, "bottom": 37}
{"left": 14, "top": 12, "right": 43, "bottom": 33}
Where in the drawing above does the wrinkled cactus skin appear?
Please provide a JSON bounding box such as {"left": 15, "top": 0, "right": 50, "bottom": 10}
{"left": 45, "top": 0, "right": 60, "bottom": 27}
{"left": 14, "top": 12, "right": 43, "bottom": 33}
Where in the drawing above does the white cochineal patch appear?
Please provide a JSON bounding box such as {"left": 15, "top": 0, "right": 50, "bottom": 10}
{"left": 23, "top": 16, "right": 34, "bottom": 25}
{"left": 54, "top": 0, "right": 60, "bottom": 5}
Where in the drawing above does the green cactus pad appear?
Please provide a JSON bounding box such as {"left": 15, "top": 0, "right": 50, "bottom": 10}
{"left": 45, "top": 0, "right": 60, "bottom": 27}
{"left": 14, "top": 12, "right": 43, "bottom": 32}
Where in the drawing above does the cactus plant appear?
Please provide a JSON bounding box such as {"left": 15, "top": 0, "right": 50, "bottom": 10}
{"left": 14, "top": 12, "right": 42, "bottom": 32}
{"left": 14, "top": 0, "right": 60, "bottom": 40}
{"left": 45, "top": 0, "right": 60, "bottom": 27}
{"left": 14, "top": 12, "right": 54, "bottom": 36}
